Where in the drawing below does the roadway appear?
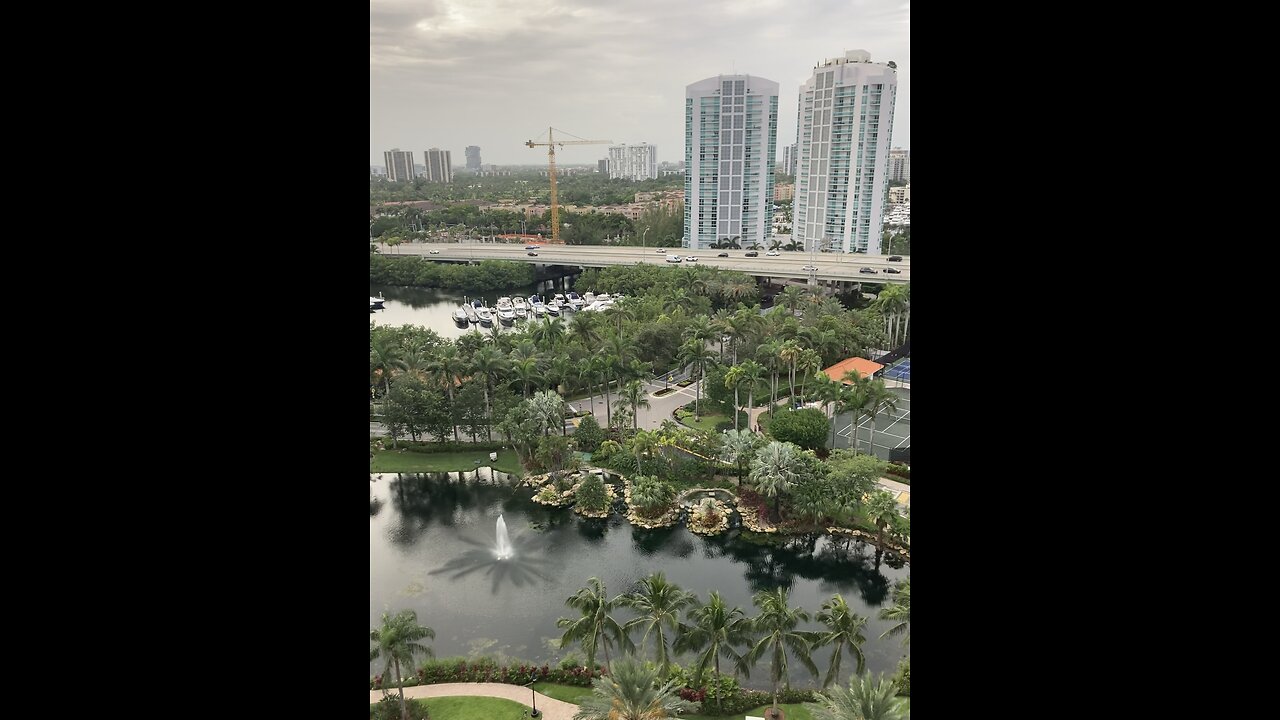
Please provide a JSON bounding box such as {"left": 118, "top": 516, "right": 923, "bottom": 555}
{"left": 377, "top": 241, "right": 911, "bottom": 284}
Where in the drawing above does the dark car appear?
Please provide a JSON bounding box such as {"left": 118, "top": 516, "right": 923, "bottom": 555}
{"left": 717, "top": 252, "right": 729, "bottom": 257}
{"left": 527, "top": 251, "right": 539, "bottom": 256}
{"left": 884, "top": 267, "right": 901, "bottom": 274}
{"left": 888, "top": 255, "right": 903, "bottom": 262}
{"left": 745, "top": 251, "right": 759, "bottom": 257}
{"left": 859, "top": 267, "right": 878, "bottom": 274}
{"left": 525, "top": 245, "right": 541, "bottom": 250}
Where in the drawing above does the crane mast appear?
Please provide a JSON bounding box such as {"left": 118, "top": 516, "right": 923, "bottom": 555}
{"left": 525, "top": 127, "right": 611, "bottom": 243}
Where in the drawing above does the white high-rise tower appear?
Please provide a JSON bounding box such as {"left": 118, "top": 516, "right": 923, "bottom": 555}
{"left": 794, "top": 50, "right": 897, "bottom": 255}
{"left": 683, "top": 74, "right": 779, "bottom": 250}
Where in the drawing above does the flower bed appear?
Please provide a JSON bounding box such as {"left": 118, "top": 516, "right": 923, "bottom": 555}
{"left": 734, "top": 488, "right": 777, "bottom": 533}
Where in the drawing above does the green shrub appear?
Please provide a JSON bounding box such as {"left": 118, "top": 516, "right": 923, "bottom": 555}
{"left": 892, "top": 657, "right": 910, "bottom": 696}
{"left": 369, "top": 695, "right": 429, "bottom": 720}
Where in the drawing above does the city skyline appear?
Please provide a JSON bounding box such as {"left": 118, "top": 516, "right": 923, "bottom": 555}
{"left": 370, "top": 0, "right": 909, "bottom": 167}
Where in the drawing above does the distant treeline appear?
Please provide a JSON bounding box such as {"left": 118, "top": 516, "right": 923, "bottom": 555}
{"left": 370, "top": 256, "right": 536, "bottom": 290}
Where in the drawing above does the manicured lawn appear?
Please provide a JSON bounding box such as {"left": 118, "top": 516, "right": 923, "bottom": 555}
{"left": 678, "top": 411, "right": 729, "bottom": 433}
{"left": 680, "top": 703, "right": 816, "bottom": 720}
{"left": 370, "top": 448, "right": 524, "bottom": 475}
{"left": 393, "top": 696, "right": 528, "bottom": 719}
{"left": 531, "top": 681, "right": 594, "bottom": 704}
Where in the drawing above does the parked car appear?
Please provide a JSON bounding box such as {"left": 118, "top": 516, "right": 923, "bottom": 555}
{"left": 884, "top": 267, "right": 902, "bottom": 274}
{"left": 801, "top": 265, "right": 818, "bottom": 271}
{"left": 428, "top": 249, "right": 440, "bottom": 254}
{"left": 859, "top": 267, "right": 878, "bottom": 274}
{"left": 685, "top": 256, "right": 698, "bottom": 262}
{"left": 527, "top": 251, "right": 539, "bottom": 256}
{"left": 888, "top": 255, "right": 903, "bottom": 261}
{"left": 717, "top": 252, "right": 729, "bottom": 257}
{"left": 745, "top": 251, "right": 759, "bottom": 257}
{"left": 766, "top": 250, "right": 780, "bottom": 256}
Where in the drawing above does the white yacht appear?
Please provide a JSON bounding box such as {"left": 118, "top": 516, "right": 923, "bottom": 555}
{"left": 566, "top": 291, "right": 583, "bottom": 310}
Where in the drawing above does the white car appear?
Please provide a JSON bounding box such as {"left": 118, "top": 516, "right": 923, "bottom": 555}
{"left": 685, "top": 256, "right": 698, "bottom": 262}
{"left": 801, "top": 265, "right": 818, "bottom": 271}
{"left": 428, "top": 249, "right": 441, "bottom": 254}
{"left": 765, "top": 250, "right": 780, "bottom": 256}
{"left": 666, "top": 255, "right": 682, "bottom": 263}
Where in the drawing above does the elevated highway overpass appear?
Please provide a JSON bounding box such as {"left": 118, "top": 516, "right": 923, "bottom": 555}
{"left": 376, "top": 242, "right": 911, "bottom": 285}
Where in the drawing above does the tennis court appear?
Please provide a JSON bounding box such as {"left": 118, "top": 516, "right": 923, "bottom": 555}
{"left": 882, "top": 358, "right": 911, "bottom": 382}
{"left": 833, "top": 386, "right": 910, "bottom": 460}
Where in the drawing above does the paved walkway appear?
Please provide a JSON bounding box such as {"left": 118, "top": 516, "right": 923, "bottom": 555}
{"left": 369, "top": 682, "right": 580, "bottom": 719}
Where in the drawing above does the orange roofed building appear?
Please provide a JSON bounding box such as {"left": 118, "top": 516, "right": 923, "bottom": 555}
{"left": 823, "top": 357, "right": 884, "bottom": 384}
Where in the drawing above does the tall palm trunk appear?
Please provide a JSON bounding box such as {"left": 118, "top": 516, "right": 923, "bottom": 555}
{"left": 446, "top": 385, "right": 459, "bottom": 442}
{"left": 394, "top": 656, "right": 407, "bottom": 720}
{"left": 868, "top": 411, "right": 877, "bottom": 456}
{"left": 604, "top": 374, "right": 612, "bottom": 428}
{"left": 770, "top": 369, "right": 778, "bottom": 416}
{"left": 384, "top": 376, "right": 397, "bottom": 449}
{"left": 483, "top": 381, "right": 493, "bottom": 441}
{"left": 748, "top": 384, "right": 756, "bottom": 432}
{"left": 733, "top": 383, "right": 740, "bottom": 430}
{"left": 694, "top": 362, "right": 702, "bottom": 418}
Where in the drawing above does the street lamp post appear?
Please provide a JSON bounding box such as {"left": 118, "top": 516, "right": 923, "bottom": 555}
{"left": 642, "top": 227, "right": 649, "bottom": 250}
{"left": 525, "top": 680, "right": 541, "bottom": 717}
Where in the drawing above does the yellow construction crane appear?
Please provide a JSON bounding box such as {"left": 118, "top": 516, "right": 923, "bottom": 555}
{"left": 525, "top": 127, "right": 611, "bottom": 243}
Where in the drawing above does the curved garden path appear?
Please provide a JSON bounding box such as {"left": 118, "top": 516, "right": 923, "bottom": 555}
{"left": 369, "top": 682, "right": 580, "bottom": 719}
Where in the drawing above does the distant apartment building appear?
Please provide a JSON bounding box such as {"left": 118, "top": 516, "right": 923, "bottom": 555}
{"left": 423, "top": 149, "right": 453, "bottom": 182}
{"left": 607, "top": 143, "right": 658, "bottom": 181}
{"left": 781, "top": 143, "right": 798, "bottom": 175}
{"left": 888, "top": 148, "right": 910, "bottom": 183}
{"left": 598, "top": 159, "right": 609, "bottom": 174}
{"left": 774, "top": 183, "right": 794, "bottom": 201}
{"left": 888, "top": 184, "right": 911, "bottom": 204}
{"left": 383, "top": 149, "right": 415, "bottom": 182}
{"left": 793, "top": 49, "right": 897, "bottom": 255}
{"left": 660, "top": 169, "right": 683, "bottom": 176}
{"left": 465, "top": 146, "right": 482, "bottom": 171}
{"left": 370, "top": 165, "right": 387, "bottom": 177}
{"left": 684, "top": 74, "right": 779, "bottom": 250}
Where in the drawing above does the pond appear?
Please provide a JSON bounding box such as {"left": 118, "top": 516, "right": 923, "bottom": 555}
{"left": 370, "top": 471, "right": 910, "bottom": 689}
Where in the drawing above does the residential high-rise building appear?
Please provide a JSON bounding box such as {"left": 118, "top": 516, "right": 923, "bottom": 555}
{"left": 793, "top": 49, "right": 897, "bottom": 255}
{"left": 888, "top": 147, "right": 910, "bottom": 183}
{"left": 781, "top": 143, "right": 798, "bottom": 176}
{"left": 465, "top": 146, "right": 482, "bottom": 171}
{"left": 598, "top": 159, "right": 609, "bottom": 174}
{"left": 607, "top": 143, "right": 658, "bottom": 181}
{"left": 383, "top": 149, "right": 415, "bottom": 182}
{"left": 424, "top": 148, "right": 453, "bottom": 183}
{"left": 683, "top": 74, "right": 779, "bottom": 250}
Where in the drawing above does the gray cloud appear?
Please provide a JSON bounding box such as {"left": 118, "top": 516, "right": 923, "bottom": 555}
{"left": 371, "top": 0, "right": 909, "bottom": 166}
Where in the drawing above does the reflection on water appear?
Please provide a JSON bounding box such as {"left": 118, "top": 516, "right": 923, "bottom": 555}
{"left": 370, "top": 472, "right": 909, "bottom": 687}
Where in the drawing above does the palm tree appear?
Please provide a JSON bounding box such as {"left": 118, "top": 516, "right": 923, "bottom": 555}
{"left": 750, "top": 440, "right": 799, "bottom": 516}
{"left": 370, "top": 336, "right": 406, "bottom": 402}
{"left": 370, "top": 610, "right": 436, "bottom": 720}
{"left": 547, "top": 353, "right": 573, "bottom": 397}
{"left": 557, "top": 577, "right": 634, "bottom": 673}
{"left": 863, "top": 380, "right": 899, "bottom": 457}
{"left": 779, "top": 340, "right": 803, "bottom": 402}
{"left": 724, "top": 364, "right": 748, "bottom": 431}
{"left": 756, "top": 340, "right": 783, "bottom": 415}
{"left": 804, "top": 672, "right": 909, "bottom": 720}
{"left": 678, "top": 339, "right": 718, "bottom": 419}
{"left": 509, "top": 356, "right": 543, "bottom": 399}
{"left": 569, "top": 311, "right": 600, "bottom": 350}
{"left": 673, "top": 591, "right": 754, "bottom": 713}
{"left": 798, "top": 347, "right": 823, "bottom": 402}
{"left": 877, "top": 578, "right": 910, "bottom": 646}
{"left": 622, "top": 572, "right": 697, "bottom": 677}
{"left": 469, "top": 346, "right": 507, "bottom": 441}
{"left": 425, "top": 345, "right": 463, "bottom": 442}
{"left": 572, "top": 658, "right": 699, "bottom": 720}
{"left": 745, "top": 587, "right": 819, "bottom": 716}
{"left": 530, "top": 389, "right": 566, "bottom": 437}
{"left": 738, "top": 359, "right": 766, "bottom": 428}
{"left": 813, "top": 595, "right": 869, "bottom": 687}
{"left": 620, "top": 379, "right": 651, "bottom": 431}
{"left": 864, "top": 490, "right": 899, "bottom": 556}
{"left": 719, "top": 428, "right": 759, "bottom": 483}
{"left": 841, "top": 370, "right": 872, "bottom": 454}
{"left": 630, "top": 429, "right": 661, "bottom": 474}
{"left": 593, "top": 351, "right": 616, "bottom": 428}
{"left": 531, "top": 316, "right": 566, "bottom": 351}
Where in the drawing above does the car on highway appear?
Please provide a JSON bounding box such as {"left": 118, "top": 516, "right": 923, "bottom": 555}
{"left": 717, "top": 252, "right": 729, "bottom": 257}
{"left": 428, "top": 249, "right": 440, "bottom": 254}
{"left": 765, "top": 250, "right": 780, "bottom": 256}
{"left": 859, "top": 267, "right": 878, "bottom": 274}
{"left": 884, "top": 267, "right": 901, "bottom": 274}
{"left": 525, "top": 245, "right": 541, "bottom": 250}
{"left": 656, "top": 248, "right": 669, "bottom": 253}
{"left": 801, "top": 265, "right": 818, "bottom": 271}
{"left": 888, "top": 255, "right": 903, "bottom": 261}
{"left": 744, "top": 251, "right": 759, "bottom": 257}
{"left": 527, "top": 251, "right": 539, "bottom": 256}
{"left": 666, "top": 255, "right": 682, "bottom": 263}
{"left": 685, "top": 256, "right": 698, "bottom": 262}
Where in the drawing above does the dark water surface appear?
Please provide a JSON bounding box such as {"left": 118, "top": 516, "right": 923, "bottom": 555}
{"left": 369, "top": 472, "right": 910, "bottom": 689}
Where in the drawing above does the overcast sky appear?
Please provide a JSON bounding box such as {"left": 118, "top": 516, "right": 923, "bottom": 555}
{"left": 371, "top": 0, "right": 909, "bottom": 168}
